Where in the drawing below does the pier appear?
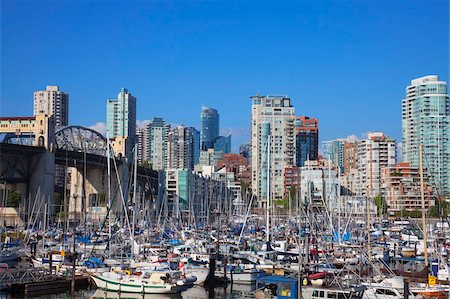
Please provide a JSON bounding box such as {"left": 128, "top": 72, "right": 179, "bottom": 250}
{"left": 1, "top": 267, "right": 90, "bottom": 296}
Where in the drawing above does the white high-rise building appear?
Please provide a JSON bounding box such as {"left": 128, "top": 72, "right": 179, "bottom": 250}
{"left": 166, "top": 126, "right": 198, "bottom": 171}
{"left": 106, "top": 88, "right": 136, "bottom": 157}
{"left": 402, "top": 75, "right": 450, "bottom": 199}
{"left": 34, "top": 85, "right": 69, "bottom": 187}
{"left": 137, "top": 117, "right": 170, "bottom": 170}
{"left": 33, "top": 85, "right": 69, "bottom": 127}
{"left": 251, "top": 95, "right": 295, "bottom": 207}
{"left": 356, "top": 132, "right": 396, "bottom": 197}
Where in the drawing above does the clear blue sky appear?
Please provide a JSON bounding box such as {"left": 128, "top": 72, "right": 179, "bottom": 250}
{"left": 1, "top": 0, "right": 448, "bottom": 153}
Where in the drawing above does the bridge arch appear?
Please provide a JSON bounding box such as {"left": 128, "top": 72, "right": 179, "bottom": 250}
{"left": 55, "top": 126, "right": 107, "bottom": 156}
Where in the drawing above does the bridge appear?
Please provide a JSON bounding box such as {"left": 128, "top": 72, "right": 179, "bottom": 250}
{"left": 0, "top": 116, "right": 158, "bottom": 224}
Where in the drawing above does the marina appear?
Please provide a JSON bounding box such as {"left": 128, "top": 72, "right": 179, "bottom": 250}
{"left": 1, "top": 122, "right": 450, "bottom": 299}
{"left": 1, "top": 1, "right": 450, "bottom": 298}
{"left": 1, "top": 128, "right": 450, "bottom": 298}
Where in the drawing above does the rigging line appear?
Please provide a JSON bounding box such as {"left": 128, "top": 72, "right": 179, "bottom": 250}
{"left": 87, "top": 151, "right": 130, "bottom": 258}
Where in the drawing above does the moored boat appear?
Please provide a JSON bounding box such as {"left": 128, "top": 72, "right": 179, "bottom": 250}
{"left": 90, "top": 269, "right": 194, "bottom": 294}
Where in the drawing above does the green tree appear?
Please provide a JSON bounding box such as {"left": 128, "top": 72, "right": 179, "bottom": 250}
{"left": 274, "top": 198, "right": 289, "bottom": 209}
{"left": 429, "top": 199, "right": 450, "bottom": 218}
{"left": 98, "top": 192, "right": 106, "bottom": 206}
{"left": 374, "top": 194, "right": 388, "bottom": 216}
{"left": 394, "top": 209, "right": 422, "bottom": 218}
{"left": 428, "top": 205, "right": 439, "bottom": 218}
{"left": 6, "top": 190, "right": 21, "bottom": 207}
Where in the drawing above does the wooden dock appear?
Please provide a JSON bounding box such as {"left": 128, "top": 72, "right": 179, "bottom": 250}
{"left": 1, "top": 267, "right": 90, "bottom": 296}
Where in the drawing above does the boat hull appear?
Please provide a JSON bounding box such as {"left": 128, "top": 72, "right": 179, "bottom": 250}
{"left": 184, "top": 267, "right": 208, "bottom": 285}
{"left": 0, "top": 253, "right": 18, "bottom": 263}
{"left": 90, "top": 274, "right": 188, "bottom": 294}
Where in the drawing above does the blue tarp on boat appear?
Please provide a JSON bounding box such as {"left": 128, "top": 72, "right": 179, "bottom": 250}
{"left": 332, "top": 231, "right": 351, "bottom": 242}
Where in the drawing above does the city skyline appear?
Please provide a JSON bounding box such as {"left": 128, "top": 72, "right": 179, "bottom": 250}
{"left": 1, "top": 1, "right": 449, "bottom": 153}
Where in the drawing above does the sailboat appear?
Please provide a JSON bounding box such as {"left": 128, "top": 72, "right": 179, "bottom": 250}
{"left": 89, "top": 268, "right": 194, "bottom": 294}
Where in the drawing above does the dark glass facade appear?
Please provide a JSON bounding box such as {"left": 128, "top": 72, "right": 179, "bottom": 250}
{"left": 200, "top": 106, "right": 219, "bottom": 150}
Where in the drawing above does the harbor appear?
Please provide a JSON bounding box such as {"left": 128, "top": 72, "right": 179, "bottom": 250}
{"left": 2, "top": 0, "right": 450, "bottom": 298}
{"left": 2, "top": 194, "right": 450, "bottom": 299}
{"left": 1, "top": 120, "right": 450, "bottom": 298}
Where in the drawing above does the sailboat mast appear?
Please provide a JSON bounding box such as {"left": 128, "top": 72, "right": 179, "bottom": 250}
{"left": 42, "top": 201, "right": 47, "bottom": 252}
{"left": 266, "top": 134, "right": 271, "bottom": 245}
{"left": 328, "top": 155, "right": 333, "bottom": 231}
{"left": 132, "top": 145, "right": 138, "bottom": 259}
{"left": 107, "top": 131, "right": 112, "bottom": 258}
{"left": 338, "top": 167, "right": 341, "bottom": 245}
{"left": 367, "top": 196, "right": 371, "bottom": 261}
{"left": 419, "top": 144, "right": 428, "bottom": 267}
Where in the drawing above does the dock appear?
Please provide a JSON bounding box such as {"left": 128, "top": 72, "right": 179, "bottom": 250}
{"left": 1, "top": 267, "right": 90, "bottom": 296}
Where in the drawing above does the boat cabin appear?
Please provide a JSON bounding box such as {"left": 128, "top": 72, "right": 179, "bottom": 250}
{"left": 302, "top": 285, "right": 367, "bottom": 299}
{"left": 257, "top": 275, "right": 298, "bottom": 298}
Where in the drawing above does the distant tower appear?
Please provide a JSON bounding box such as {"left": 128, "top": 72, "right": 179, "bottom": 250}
{"left": 33, "top": 85, "right": 69, "bottom": 127}
{"left": 166, "top": 126, "right": 197, "bottom": 171}
{"left": 138, "top": 117, "right": 170, "bottom": 170}
{"left": 34, "top": 85, "right": 69, "bottom": 188}
{"left": 251, "top": 94, "right": 295, "bottom": 206}
{"left": 200, "top": 107, "right": 219, "bottom": 150}
{"left": 357, "top": 132, "right": 396, "bottom": 197}
{"left": 402, "top": 75, "right": 450, "bottom": 198}
{"left": 214, "top": 135, "right": 231, "bottom": 154}
{"left": 106, "top": 88, "right": 136, "bottom": 157}
{"left": 294, "top": 116, "right": 319, "bottom": 167}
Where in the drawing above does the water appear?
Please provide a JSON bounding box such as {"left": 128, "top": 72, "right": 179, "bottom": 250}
{"left": 1, "top": 284, "right": 257, "bottom": 299}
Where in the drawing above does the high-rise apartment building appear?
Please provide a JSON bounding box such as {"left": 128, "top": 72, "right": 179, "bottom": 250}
{"left": 322, "top": 135, "right": 358, "bottom": 174}
{"left": 343, "top": 141, "right": 358, "bottom": 175}
{"left": 200, "top": 107, "right": 219, "bottom": 150}
{"left": 322, "top": 139, "right": 345, "bottom": 173}
{"left": 33, "top": 85, "right": 69, "bottom": 127}
{"left": 137, "top": 117, "right": 170, "bottom": 170}
{"left": 381, "top": 162, "right": 434, "bottom": 212}
{"left": 402, "top": 75, "right": 450, "bottom": 198}
{"left": 166, "top": 126, "right": 197, "bottom": 171}
{"left": 34, "top": 86, "right": 69, "bottom": 188}
{"left": 283, "top": 166, "right": 301, "bottom": 197}
{"left": 106, "top": 88, "right": 136, "bottom": 156}
{"left": 294, "top": 116, "right": 318, "bottom": 167}
{"left": 239, "top": 142, "right": 252, "bottom": 164}
{"left": 214, "top": 135, "right": 231, "bottom": 154}
{"left": 136, "top": 128, "right": 145, "bottom": 163}
{"left": 251, "top": 95, "right": 295, "bottom": 205}
{"left": 192, "top": 128, "right": 200, "bottom": 165}
{"left": 198, "top": 148, "right": 224, "bottom": 169}
{"left": 357, "top": 132, "right": 396, "bottom": 197}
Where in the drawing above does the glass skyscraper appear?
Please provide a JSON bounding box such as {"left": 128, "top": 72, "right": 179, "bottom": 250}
{"left": 295, "top": 116, "right": 318, "bottom": 167}
{"left": 214, "top": 135, "right": 231, "bottom": 154}
{"left": 402, "top": 75, "right": 450, "bottom": 199}
{"left": 107, "top": 88, "right": 136, "bottom": 155}
{"left": 200, "top": 106, "right": 219, "bottom": 150}
{"left": 322, "top": 139, "right": 345, "bottom": 173}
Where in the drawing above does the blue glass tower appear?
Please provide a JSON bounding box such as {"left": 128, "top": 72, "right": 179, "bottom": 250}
{"left": 200, "top": 106, "right": 219, "bottom": 150}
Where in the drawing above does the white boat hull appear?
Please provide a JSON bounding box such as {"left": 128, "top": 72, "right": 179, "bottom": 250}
{"left": 90, "top": 273, "right": 188, "bottom": 294}
{"left": 184, "top": 267, "right": 209, "bottom": 285}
